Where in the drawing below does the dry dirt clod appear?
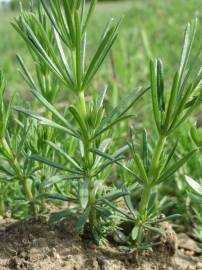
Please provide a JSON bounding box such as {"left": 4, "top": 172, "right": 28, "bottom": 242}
{"left": 178, "top": 233, "right": 201, "bottom": 254}
{"left": 160, "top": 222, "right": 178, "bottom": 255}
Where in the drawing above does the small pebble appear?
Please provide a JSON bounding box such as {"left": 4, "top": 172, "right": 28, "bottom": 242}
{"left": 63, "top": 254, "right": 73, "bottom": 261}
{"left": 184, "top": 250, "right": 194, "bottom": 256}
{"left": 61, "top": 262, "right": 67, "bottom": 267}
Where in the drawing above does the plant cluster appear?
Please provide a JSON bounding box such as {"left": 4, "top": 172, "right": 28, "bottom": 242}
{"left": 0, "top": 0, "right": 202, "bottom": 250}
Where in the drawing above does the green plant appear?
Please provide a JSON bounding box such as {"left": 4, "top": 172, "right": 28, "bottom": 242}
{"left": 99, "top": 18, "right": 202, "bottom": 250}
{"left": 129, "top": 18, "right": 202, "bottom": 248}
{"left": 12, "top": 0, "right": 148, "bottom": 243}
{"left": 0, "top": 0, "right": 201, "bottom": 251}
{"left": 0, "top": 72, "right": 41, "bottom": 217}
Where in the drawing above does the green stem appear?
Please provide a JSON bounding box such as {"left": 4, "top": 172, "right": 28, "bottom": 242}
{"left": 77, "top": 90, "right": 97, "bottom": 229}
{"left": 22, "top": 177, "right": 37, "bottom": 219}
{"left": 40, "top": 168, "right": 46, "bottom": 210}
{"left": 88, "top": 176, "right": 97, "bottom": 229}
{"left": 136, "top": 136, "right": 167, "bottom": 245}
{"left": 78, "top": 91, "right": 87, "bottom": 116}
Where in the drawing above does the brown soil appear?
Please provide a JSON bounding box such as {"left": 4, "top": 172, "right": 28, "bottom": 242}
{"left": 0, "top": 218, "right": 201, "bottom": 270}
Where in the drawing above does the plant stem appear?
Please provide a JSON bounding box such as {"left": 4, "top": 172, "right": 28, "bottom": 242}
{"left": 136, "top": 136, "right": 166, "bottom": 245}
{"left": 40, "top": 168, "right": 46, "bottom": 210}
{"left": 22, "top": 177, "right": 37, "bottom": 219}
{"left": 78, "top": 91, "right": 87, "bottom": 116}
{"left": 77, "top": 91, "right": 97, "bottom": 229}
{"left": 88, "top": 176, "right": 97, "bottom": 229}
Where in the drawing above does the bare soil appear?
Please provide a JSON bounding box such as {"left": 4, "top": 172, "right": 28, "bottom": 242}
{"left": 0, "top": 218, "right": 201, "bottom": 270}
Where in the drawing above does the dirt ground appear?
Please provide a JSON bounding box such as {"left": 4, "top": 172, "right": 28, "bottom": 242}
{"left": 0, "top": 218, "right": 201, "bottom": 270}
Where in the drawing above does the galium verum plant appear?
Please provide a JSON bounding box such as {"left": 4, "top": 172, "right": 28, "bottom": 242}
{"left": 100, "top": 18, "right": 202, "bottom": 249}
{"left": 13, "top": 0, "right": 147, "bottom": 242}
{"left": 129, "top": 18, "right": 202, "bottom": 247}
{"left": 0, "top": 72, "right": 44, "bottom": 218}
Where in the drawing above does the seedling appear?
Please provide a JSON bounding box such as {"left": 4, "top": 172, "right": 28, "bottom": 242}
{"left": 101, "top": 18, "right": 202, "bottom": 249}
{"left": 128, "top": 18, "right": 202, "bottom": 248}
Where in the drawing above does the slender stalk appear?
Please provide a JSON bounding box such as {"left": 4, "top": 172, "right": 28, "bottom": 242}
{"left": 88, "top": 176, "right": 97, "bottom": 229}
{"left": 136, "top": 136, "right": 166, "bottom": 245}
{"left": 40, "top": 168, "right": 46, "bottom": 210}
{"left": 78, "top": 90, "right": 87, "bottom": 116}
{"left": 22, "top": 176, "right": 37, "bottom": 219}
{"left": 77, "top": 90, "right": 97, "bottom": 229}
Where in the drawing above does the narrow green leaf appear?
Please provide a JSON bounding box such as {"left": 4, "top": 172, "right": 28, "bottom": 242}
{"left": 157, "top": 59, "right": 165, "bottom": 112}
{"left": 75, "top": 11, "right": 82, "bottom": 90}
{"left": 135, "top": 153, "right": 149, "bottom": 184}
{"left": 92, "top": 114, "right": 133, "bottom": 141}
{"left": 41, "top": 175, "right": 80, "bottom": 189}
{"left": 31, "top": 89, "right": 74, "bottom": 131}
{"left": 150, "top": 59, "right": 160, "bottom": 130}
{"left": 102, "top": 190, "right": 128, "bottom": 202}
{"left": 46, "top": 140, "right": 81, "bottom": 170}
{"left": 14, "top": 106, "right": 77, "bottom": 137}
{"left": 178, "top": 19, "right": 198, "bottom": 89}
{"left": 148, "top": 214, "right": 181, "bottom": 224}
{"left": 157, "top": 150, "right": 197, "bottom": 183}
{"left": 102, "top": 198, "right": 133, "bottom": 220}
{"left": 142, "top": 129, "right": 149, "bottom": 171}
{"left": 164, "top": 71, "right": 179, "bottom": 129}
{"left": 49, "top": 208, "right": 78, "bottom": 222}
{"left": 45, "top": 193, "right": 77, "bottom": 202}
{"left": 93, "top": 138, "right": 112, "bottom": 168}
{"left": 186, "top": 176, "right": 202, "bottom": 195}
{"left": 144, "top": 225, "right": 163, "bottom": 235}
{"left": 31, "top": 155, "right": 79, "bottom": 174}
